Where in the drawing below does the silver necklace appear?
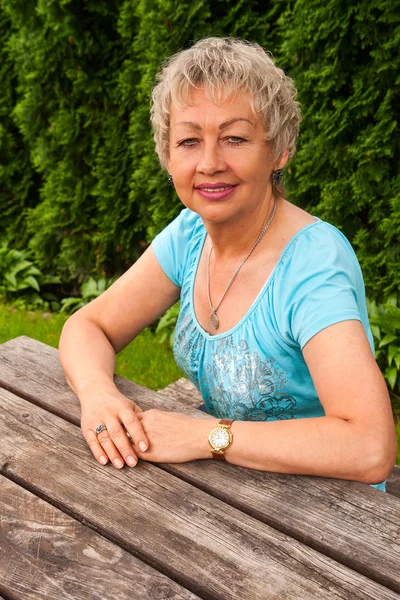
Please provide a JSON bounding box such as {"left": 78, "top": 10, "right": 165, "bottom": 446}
{"left": 207, "top": 198, "right": 277, "bottom": 330}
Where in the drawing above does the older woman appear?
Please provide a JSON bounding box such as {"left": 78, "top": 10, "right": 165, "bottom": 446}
{"left": 59, "top": 37, "right": 396, "bottom": 490}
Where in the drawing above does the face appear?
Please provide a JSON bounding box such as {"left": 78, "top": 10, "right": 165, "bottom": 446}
{"left": 167, "top": 87, "right": 288, "bottom": 226}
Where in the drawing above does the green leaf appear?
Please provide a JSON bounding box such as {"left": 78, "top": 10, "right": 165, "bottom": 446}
{"left": 97, "top": 278, "right": 108, "bottom": 294}
{"left": 367, "top": 299, "right": 379, "bottom": 319}
{"left": 388, "top": 344, "right": 399, "bottom": 367}
{"left": 379, "top": 334, "right": 398, "bottom": 347}
{"left": 60, "top": 297, "right": 85, "bottom": 314}
{"left": 394, "top": 353, "right": 400, "bottom": 371}
{"left": 9, "top": 260, "right": 32, "bottom": 276}
{"left": 25, "top": 266, "right": 42, "bottom": 277}
{"left": 4, "top": 273, "right": 17, "bottom": 289}
{"left": 386, "top": 294, "right": 398, "bottom": 308}
{"left": 385, "top": 366, "right": 398, "bottom": 390}
{"left": 23, "top": 276, "right": 40, "bottom": 292}
{"left": 40, "top": 275, "right": 61, "bottom": 285}
{"left": 81, "top": 278, "right": 97, "bottom": 297}
{"left": 370, "top": 325, "right": 381, "bottom": 341}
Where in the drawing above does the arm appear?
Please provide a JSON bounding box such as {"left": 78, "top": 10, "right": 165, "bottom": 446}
{"left": 59, "top": 246, "right": 180, "bottom": 467}
{"left": 221, "top": 320, "right": 396, "bottom": 483}
{"left": 135, "top": 320, "right": 396, "bottom": 484}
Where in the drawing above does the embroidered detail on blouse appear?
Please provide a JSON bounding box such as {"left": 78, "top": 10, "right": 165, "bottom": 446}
{"left": 174, "top": 317, "right": 297, "bottom": 421}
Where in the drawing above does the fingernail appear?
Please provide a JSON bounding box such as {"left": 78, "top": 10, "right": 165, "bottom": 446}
{"left": 127, "top": 455, "right": 137, "bottom": 467}
{"left": 99, "top": 456, "right": 107, "bottom": 465}
{"left": 114, "top": 458, "right": 124, "bottom": 469}
{"left": 139, "top": 442, "right": 148, "bottom": 452}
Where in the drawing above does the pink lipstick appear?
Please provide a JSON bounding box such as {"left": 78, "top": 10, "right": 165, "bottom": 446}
{"left": 195, "top": 182, "right": 237, "bottom": 201}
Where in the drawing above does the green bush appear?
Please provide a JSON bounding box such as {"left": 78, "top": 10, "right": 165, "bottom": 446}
{"left": 2, "top": 0, "right": 142, "bottom": 281}
{"left": 0, "top": 245, "right": 60, "bottom": 310}
{"left": 279, "top": 0, "right": 400, "bottom": 297}
{"left": 155, "top": 301, "right": 180, "bottom": 347}
{"left": 0, "top": 0, "right": 313, "bottom": 279}
{"left": 0, "top": 0, "right": 399, "bottom": 301}
{"left": 60, "top": 276, "right": 116, "bottom": 314}
{"left": 368, "top": 294, "right": 400, "bottom": 417}
{"left": 0, "top": 7, "right": 39, "bottom": 246}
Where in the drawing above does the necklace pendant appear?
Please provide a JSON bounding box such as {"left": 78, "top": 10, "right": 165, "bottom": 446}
{"left": 210, "top": 312, "right": 219, "bottom": 330}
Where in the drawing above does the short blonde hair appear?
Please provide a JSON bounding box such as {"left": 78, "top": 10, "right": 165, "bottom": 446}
{"left": 150, "top": 37, "right": 301, "bottom": 195}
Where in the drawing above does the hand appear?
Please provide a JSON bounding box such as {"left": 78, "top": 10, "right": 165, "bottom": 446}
{"left": 80, "top": 390, "right": 150, "bottom": 469}
{"left": 135, "top": 409, "right": 217, "bottom": 463}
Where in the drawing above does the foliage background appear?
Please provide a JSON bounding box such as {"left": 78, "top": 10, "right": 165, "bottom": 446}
{"left": 1, "top": 0, "right": 398, "bottom": 297}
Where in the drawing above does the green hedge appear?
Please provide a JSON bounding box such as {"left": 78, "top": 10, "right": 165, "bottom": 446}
{"left": 279, "top": 0, "right": 400, "bottom": 297}
{"left": 0, "top": 7, "right": 39, "bottom": 247}
{"left": 0, "top": 0, "right": 399, "bottom": 298}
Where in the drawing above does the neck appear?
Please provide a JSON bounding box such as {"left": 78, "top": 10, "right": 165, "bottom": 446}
{"left": 204, "top": 195, "right": 279, "bottom": 261}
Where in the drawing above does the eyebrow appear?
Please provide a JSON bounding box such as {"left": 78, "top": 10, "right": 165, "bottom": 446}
{"left": 175, "top": 117, "right": 254, "bottom": 131}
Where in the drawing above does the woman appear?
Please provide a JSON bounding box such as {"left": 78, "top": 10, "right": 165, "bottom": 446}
{"left": 59, "top": 37, "right": 396, "bottom": 490}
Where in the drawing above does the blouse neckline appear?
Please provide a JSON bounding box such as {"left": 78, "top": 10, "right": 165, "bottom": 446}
{"left": 189, "top": 216, "right": 322, "bottom": 341}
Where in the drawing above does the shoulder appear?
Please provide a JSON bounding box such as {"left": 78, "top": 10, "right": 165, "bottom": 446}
{"left": 154, "top": 208, "right": 203, "bottom": 244}
{"left": 281, "top": 213, "right": 360, "bottom": 274}
{"left": 276, "top": 201, "right": 353, "bottom": 252}
{"left": 276, "top": 218, "right": 365, "bottom": 306}
{"left": 151, "top": 208, "right": 205, "bottom": 287}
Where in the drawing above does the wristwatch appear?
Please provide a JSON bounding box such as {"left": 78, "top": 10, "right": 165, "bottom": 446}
{"left": 208, "top": 419, "right": 234, "bottom": 460}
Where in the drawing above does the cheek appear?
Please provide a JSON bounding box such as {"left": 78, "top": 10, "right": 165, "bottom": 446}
{"left": 170, "top": 155, "right": 196, "bottom": 182}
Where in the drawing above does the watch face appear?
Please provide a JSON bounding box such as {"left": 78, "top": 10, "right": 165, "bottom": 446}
{"left": 210, "top": 428, "right": 230, "bottom": 449}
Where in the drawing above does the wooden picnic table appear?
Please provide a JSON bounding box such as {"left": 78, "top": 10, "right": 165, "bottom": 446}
{"left": 1, "top": 335, "right": 399, "bottom": 600}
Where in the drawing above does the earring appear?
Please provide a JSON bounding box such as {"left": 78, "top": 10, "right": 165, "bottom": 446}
{"left": 168, "top": 174, "right": 173, "bottom": 184}
{"left": 272, "top": 169, "right": 283, "bottom": 184}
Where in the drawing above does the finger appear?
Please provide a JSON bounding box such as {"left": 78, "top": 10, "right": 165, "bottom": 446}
{"left": 132, "top": 403, "right": 144, "bottom": 414}
{"left": 96, "top": 420, "right": 138, "bottom": 469}
{"left": 120, "top": 409, "right": 149, "bottom": 453}
{"left": 85, "top": 428, "right": 110, "bottom": 466}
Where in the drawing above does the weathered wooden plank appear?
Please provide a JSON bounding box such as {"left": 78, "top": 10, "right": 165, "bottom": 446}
{"left": 1, "top": 388, "right": 397, "bottom": 600}
{"left": 0, "top": 476, "right": 200, "bottom": 600}
{"left": 1, "top": 336, "right": 399, "bottom": 594}
{"left": 0, "top": 336, "right": 210, "bottom": 420}
{"left": 387, "top": 466, "right": 400, "bottom": 498}
{"left": 159, "top": 378, "right": 203, "bottom": 411}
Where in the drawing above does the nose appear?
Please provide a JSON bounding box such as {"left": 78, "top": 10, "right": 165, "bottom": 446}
{"left": 196, "top": 140, "right": 227, "bottom": 175}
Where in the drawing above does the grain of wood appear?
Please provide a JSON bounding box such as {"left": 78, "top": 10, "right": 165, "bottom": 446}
{"left": 1, "top": 336, "right": 399, "bottom": 595}
{"left": 1, "top": 388, "right": 397, "bottom": 600}
{"left": 0, "top": 476, "right": 200, "bottom": 600}
{"left": 1, "top": 336, "right": 397, "bottom": 497}
{"left": 386, "top": 466, "right": 400, "bottom": 498}
{"left": 159, "top": 378, "right": 203, "bottom": 411}
{"left": 0, "top": 336, "right": 210, "bottom": 421}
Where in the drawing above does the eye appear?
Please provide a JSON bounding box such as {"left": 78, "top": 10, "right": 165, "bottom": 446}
{"left": 177, "top": 138, "right": 198, "bottom": 147}
{"left": 225, "top": 136, "right": 247, "bottom": 146}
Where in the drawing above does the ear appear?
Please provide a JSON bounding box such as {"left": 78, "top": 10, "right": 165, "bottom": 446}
{"left": 276, "top": 149, "right": 289, "bottom": 170}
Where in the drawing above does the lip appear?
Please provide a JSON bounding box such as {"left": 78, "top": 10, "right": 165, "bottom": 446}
{"left": 195, "top": 182, "right": 238, "bottom": 201}
{"left": 196, "top": 182, "right": 235, "bottom": 189}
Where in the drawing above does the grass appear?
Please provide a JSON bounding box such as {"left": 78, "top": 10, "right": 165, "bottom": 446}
{"left": 1, "top": 303, "right": 399, "bottom": 465}
{"left": 0, "top": 304, "right": 183, "bottom": 390}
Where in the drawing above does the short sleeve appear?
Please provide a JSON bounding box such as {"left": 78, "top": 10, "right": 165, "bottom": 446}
{"left": 151, "top": 208, "right": 202, "bottom": 287}
{"left": 274, "top": 221, "right": 369, "bottom": 350}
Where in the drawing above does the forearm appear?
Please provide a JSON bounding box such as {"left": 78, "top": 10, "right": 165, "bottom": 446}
{"left": 198, "top": 416, "right": 393, "bottom": 484}
{"left": 59, "top": 313, "right": 118, "bottom": 402}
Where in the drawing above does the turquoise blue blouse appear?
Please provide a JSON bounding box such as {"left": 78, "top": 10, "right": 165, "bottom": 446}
{"left": 152, "top": 208, "right": 385, "bottom": 491}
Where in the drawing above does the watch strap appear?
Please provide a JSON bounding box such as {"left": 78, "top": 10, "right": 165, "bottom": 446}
{"left": 219, "top": 418, "right": 234, "bottom": 426}
{"left": 211, "top": 449, "right": 226, "bottom": 460}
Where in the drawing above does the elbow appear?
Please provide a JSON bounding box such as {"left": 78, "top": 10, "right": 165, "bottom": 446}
{"left": 357, "top": 436, "right": 397, "bottom": 485}
{"left": 59, "top": 313, "right": 80, "bottom": 353}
